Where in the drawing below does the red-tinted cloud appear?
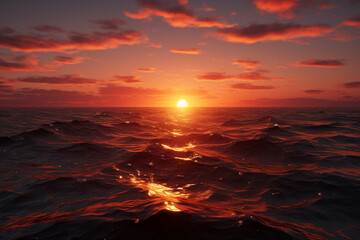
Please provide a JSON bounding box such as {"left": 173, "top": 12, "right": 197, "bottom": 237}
{"left": 136, "top": 67, "right": 156, "bottom": 72}
{"left": 0, "top": 88, "right": 98, "bottom": 107}
{"left": 52, "top": 56, "right": 84, "bottom": 65}
{"left": 295, "top": 59, "right": 345, "bottom": 68}
{"left": 304, "top": 89, "right": 326, "bottom": 94}
{"left": 0, "top": 54, "right": 43, "bottom": 71}
{"left": 242, "top": 97, "right": 360, "bottom": 107}
{"left": 196, "top": 72, "right": 234, "bottom": 81}
{"left": 197, "top": 7, "right": 216, "bottom": 12}
{"left": 0, "top": 80, "right": 13, "bottom": 93}
{"left": 197, "top": 69, "right": 282, "bottom": 81}
{"left": 170, "top": 48, "right": 200, "bottom": 55}
{"left": 16, "top": 74, "right": 97, "bottom": 84}
{"left": 212, "top": 23, "right": 334, "bottom": 44}
{"left": 147, "top": 42, "right": 163, "bottom": 48}
{"left": 0, "top": 28, "right": 147, "bottom": 52}
{"left": 342, "top": 81, "right": 360, "bottom": 88}
{"left": 33, "top": 25, "right": 65, "bottom": 33}
{"left": 253, "top": 0, "right": 299, "bottom": 18}
{"left": 238, "top": 69, "right": 282, "bottom": 81}
{"left": 231, "top": 83, "right": 275, "bottom": 90}
{"left": 99, "top": 83, "right": 166, "bottom": 95}
{"left": 252, "top": 0, "right": 334, "bottom": 19}
{"left": 99, "top": 83, "right": 211, "bottom": 98}
{"left": 233, "top": 59, "right": 261, "bottom": 68}
{"left": 0, "top": 81, "right": 213, "bottom": 107}
{"left": 343, "top": 15, "right": 360, "bottom": 28}
{"left": 330, "top": 29, "right": 360, "bottom": 42}
{"left": 124, "top": 0, "right": 235, "bottom": 28}
{"left": 89, "top": 19, "right": 127, "bottom": 30}
{"left": 113, "top": 75, "right": 143, "bottom": 83}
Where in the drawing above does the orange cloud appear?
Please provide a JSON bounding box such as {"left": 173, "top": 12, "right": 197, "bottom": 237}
{"left": 253, "top": 0, "right": 299, "bottom": 19}
{"left": 233, "top": 59, "right": 261, "bottom": 68}
{"left": 231, "top": 83, "right": 275, "bottom": 90}
{"left": 170, "top": 48, "right": 200, "bottom": 55}
{"left": 89, "top": 18, "right": 127, "bottom": 30}
{"left": 52, "top": 56, "right": 84, "bottom": 65}
{"left": 136, "top": 67, "right": 156, "bottom": 72}
{"left": 16, "top": 74, "right": 97, "bottom": 84}
{"left": 0, "top": 28, "right": 147, "bottom": 52}
{"left": 295, "top": 59, "right": 345, "bottom": 68}
{"left": 113, "top": 75, "right": 143, "bottom": 83}
{"left": 252, "top": 0, "right": 334, "bottom": 19}
{"left": 343, "top": 15, "right": 360, "bottom": 28}
{"left": 212, "top": 23, "right": 334, "bottom": 44}
{"left": 124, "top": 0, "right": 235, "bottom": 28}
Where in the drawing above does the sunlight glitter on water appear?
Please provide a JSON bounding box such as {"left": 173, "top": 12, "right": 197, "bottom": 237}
{"left": 161, "top": 143, "right": 195, "bottom": 152}
{"left": 130, "top": 177, "right": 189, "bottom": 211}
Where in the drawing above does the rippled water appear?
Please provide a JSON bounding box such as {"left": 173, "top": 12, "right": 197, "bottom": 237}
{"left": 0, "top": 107, "right": 359, "bottom": 240}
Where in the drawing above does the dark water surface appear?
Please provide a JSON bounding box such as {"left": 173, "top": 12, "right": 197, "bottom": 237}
{"left": 0, "top": 107, "right": 359, "bottom": 240}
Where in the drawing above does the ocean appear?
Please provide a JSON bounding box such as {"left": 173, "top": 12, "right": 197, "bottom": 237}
{"left": 0, "top": 107, "right": 359, "bottom": 239}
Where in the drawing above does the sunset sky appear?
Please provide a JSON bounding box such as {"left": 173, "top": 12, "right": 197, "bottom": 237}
{"left": 0, "top": 0, "right": 359, "bottom": 107}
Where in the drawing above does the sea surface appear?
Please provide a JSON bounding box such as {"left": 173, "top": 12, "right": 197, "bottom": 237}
{"left": 0, "top": 107, "right": 359, "bottom": 240}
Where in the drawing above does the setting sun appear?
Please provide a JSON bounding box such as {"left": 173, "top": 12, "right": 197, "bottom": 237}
{"left": 177, "top": 99, "right": 188, "bottom": 107}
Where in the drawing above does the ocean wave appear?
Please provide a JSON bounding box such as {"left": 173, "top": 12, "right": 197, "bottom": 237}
{"left": 0, "top": 107, "right": 359, "bottom": 240}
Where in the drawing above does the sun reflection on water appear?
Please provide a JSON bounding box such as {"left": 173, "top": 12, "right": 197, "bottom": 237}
{"left": 161, "top": 143, "right": 195, "bottom": 152}
{"left": 130, "top": 176, "right": 189, "bottom": 212}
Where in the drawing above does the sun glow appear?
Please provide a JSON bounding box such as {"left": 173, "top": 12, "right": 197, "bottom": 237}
{"left": 177, "top": 99, "right": 188, "bottom": 107}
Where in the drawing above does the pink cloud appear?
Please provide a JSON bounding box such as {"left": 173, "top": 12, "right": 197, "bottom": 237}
{"left": 212, "top": 23, "right": 334, "bottom": 44}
